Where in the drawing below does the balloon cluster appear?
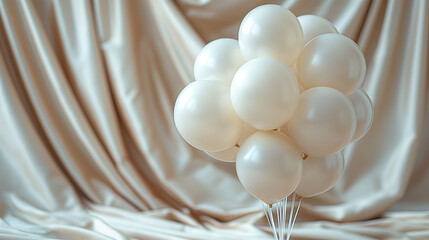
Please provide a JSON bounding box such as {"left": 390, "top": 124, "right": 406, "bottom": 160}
{"left": 174, "top": 5, "right": 373, "bottom": 205}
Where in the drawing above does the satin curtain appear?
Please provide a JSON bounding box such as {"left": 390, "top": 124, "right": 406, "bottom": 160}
{"left": 0, "top": 0, "right": 428, "bottom": 239}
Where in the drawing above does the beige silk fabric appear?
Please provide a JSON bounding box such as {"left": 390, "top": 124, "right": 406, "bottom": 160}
{"left": 0, "top": 0, "right": 428, "bottom": 239}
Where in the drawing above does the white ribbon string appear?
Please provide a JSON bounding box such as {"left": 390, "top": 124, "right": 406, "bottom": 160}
{"left": 262, "top": 195, "right": 302, "bottom": 240}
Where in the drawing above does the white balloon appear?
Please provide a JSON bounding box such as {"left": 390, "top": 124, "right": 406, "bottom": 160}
{"left": 194, "top": 38, "right": 245, "bottom": 85}
{"left": 231, "top": 58, "right": 300, "bottom": 130}
{"left": 298, "top": 15, "right": 338, "bottom": 45}
{"left": 291, "top": 63, "right": 299, "bottom": 76}
{"left": 290, "top": 64, "right": 305, "bottom": 94}
{"left": 174, "top": 80, "right": 242, "bottom": 152}
{"left": 295, "top": 152, "right": 345, "bottom": 198}
{"left": 296, "top": 33, "right": 366, "bottom": 95}
{"left": 205, "top": 146, "right": 239, "bottom": 163}
{"left": 288, "top": 87, "right": 357, "bottom": 156}
{"left": 348, "top": 89, "right": 374, "bottom": 142}
{"left": 236, "top": 131, "right": 302, "bottom": 204}
{"left": 299, "top": 81, "right": 305, "bottom": 93}
{"left": 238, "top": 4, "right": 303, "bottom": 66}
{"left": 205, "top": 124, "right": 257, "bottom": 162}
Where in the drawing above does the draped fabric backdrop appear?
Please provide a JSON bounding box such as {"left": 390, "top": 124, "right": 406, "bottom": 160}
{"left": 0, "top": 0, "right": 428, "bottom": 239}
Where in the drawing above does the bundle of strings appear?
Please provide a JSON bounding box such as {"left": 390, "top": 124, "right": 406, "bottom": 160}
{"left": 261, "top": 192, "right": 303, "bottom": 240}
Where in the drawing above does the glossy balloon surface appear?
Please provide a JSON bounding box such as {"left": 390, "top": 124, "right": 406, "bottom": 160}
{"left": 194, "top": 38, "right": 245, "bottom": 85}
{"left": 231, "top": 58, "right": 299, "bottom": 130}
{"left": 288, "top": 87, "right": 357, "bottom": 156}
{"left": 297, "top": 34, "right": 366, "bottom": 95}
{"left": 236, "top": 131, "right": 302, "bottom": 204}
{"left": 349, "top": 89, "right": 374, "bottom": 142}
{"left": 239, "top": 4, "right": 303, "bottom": 66}
{"left": 174, "top": 80, "right": 242, "bottom": 151}
{"left": 205, "top": 124, "right": 257, "bottom": 162}
{"left": 298, "top": 15, "right": 338, "bottom": 45}
{"left": 296, "top": 152, "right": 344, "bottom": 198}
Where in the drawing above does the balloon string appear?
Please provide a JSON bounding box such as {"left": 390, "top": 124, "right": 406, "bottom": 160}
{"left": 262, "top": 202, "right": 274, "bottom": 236}
{"left": 277, "top": 201, "right": 281, "bottom": 239}
{"left": 277, "top": 198, "right": 287, "bottom": 239}
{"left": 268, "top": 205, "right": 278, "bottom": 240}
{"left": 262, "top": 197, "right": 299, "bottom": 240}
{"left": 262, "top": 202, "right": 278, "bottom": 240}
{"left": 286, "top": 193, "right": 303, "bottom": 240}
{"left": 286, "top": 192, "right": 296, "bottom": 240}
{"left": 291, "top": 197, "right": 302, "bottom": 232}
{"left": 288, "top": 193, "right": 295, "bottom": 232}
{"left": 282, "top": 197, "right": 287, "bottom": 240}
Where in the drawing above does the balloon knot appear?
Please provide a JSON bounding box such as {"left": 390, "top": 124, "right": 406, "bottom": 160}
{"left": 296, "top": 195, "right": 303, "bottom": 201}
{"left": 302, "top": 153, "right": 308, "bottom": 160}
{"left": 235, "top": 143, "right": 240, "bottom": 148}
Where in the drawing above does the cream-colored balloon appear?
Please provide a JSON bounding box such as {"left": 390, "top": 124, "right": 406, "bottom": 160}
{"left": 231, "top": 58, "right": 300, "bottom": 130}
{"left": 348, "top": 89, "right": 374, "bottom": 142}
{"left": 174, "top": 80, "right": 243, "bottom": 152}
{"left": 205, "top": 146, "right": 239, "bottom": 163}
{"left": 291, "top": 63, "right": 299, "bottom": 76}
{"left": 194, "top": 38, "right": 245, "bottom": 85}
{"left": 295, "top": 152, "right": 345, "bottom": 198}
{"left": 205, "top": 124, "right": 257, "bottom": 162}
{"left": 236, "top": 131, "right": 302, "bottom": 204}
{"left": 291, "top": 64, "right": 305, "bottom": 94}
{"left": 299, "top": 81, "right": 305, "bottom": 93}
{"left": 296, "top": 33, "right": 366, "bottom": 95}
{"left": 288, "top": 87, "right": 357, "bottom": 156}
{"left": 298, "top": 15, "right": 338, "bottom": 45}
{"left": 238, "top": 4, "right": 303, "bottom": 66}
